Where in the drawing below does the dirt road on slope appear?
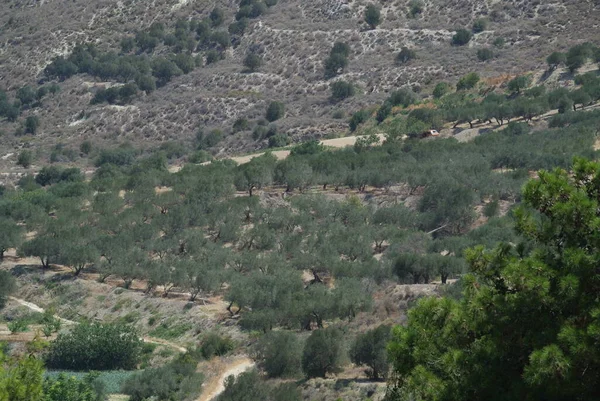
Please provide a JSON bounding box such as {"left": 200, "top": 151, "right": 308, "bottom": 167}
{"left": 168, "top": 133, "right": 387, "bottom": 172}
{"left": 197, "top": 357, "right": 255, "bottom": 401}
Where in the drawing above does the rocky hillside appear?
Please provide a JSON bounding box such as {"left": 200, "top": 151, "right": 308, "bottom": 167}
{"left": 0, "top": 0, "right": 598, "bottom": 161}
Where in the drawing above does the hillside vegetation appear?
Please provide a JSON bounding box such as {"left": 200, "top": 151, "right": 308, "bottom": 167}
{"left": 0, "top": 0, "right": 599, "bottom": 167}
{"left": 1, "top": 1, "right": 600, "bottom": 400}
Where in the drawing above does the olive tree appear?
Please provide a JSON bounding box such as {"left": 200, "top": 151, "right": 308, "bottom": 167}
{"left": 302, "top": 327, "right": 344, "bottom": 378}
{"left": 350, "top": 325, "right": 391, "bottom": 379}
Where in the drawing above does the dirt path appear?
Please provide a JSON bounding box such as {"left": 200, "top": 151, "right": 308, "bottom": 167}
{"left": 197, "top": 357, "right": 255, "bottom": 401}
{"left": 168, "top": 133, "right": 387, "bottom": 172}
{"left": 7, "top": 296, "right": 187, "bottom": 353}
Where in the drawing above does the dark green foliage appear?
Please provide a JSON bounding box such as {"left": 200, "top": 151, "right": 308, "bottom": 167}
{"left": 324, "top": 43, "right": 350, "bottom": 79}
{"left": 507, "top": 75, "right": 531, "bottom": 94}
{"left": 46, "top": 323, "right": 142, "bottom": 371}
{"left": 232, "top": 118, "right": 250, "bottom": 133}
{"left": 290, "top": 140, "right": 325, "bottom": 156}
{"left": 266, "top": 101, "right": 285, "bottom": 122}
{"left": 386, "top": 158, "right": 600, "bottom": 401}
{"left": 349, "top": 109, "right": 370, "bottom": 131}
{"left": 364, "top": 4, "right": 381, "bottom": 29}
{"left": 566, "top": 42, "right": 597, "bottom": 73}
{"left": 24, "top": 116, "right": 40, "bottom": 134}
{"left": 120, "top": 37, "right": 135, "bottom": 53}
{"left": 17, "top": 86, "right": 37, "bottom": 107}
{"left": 210, "top": 31, "right": 231, "bottom": 49}
{"left": 396, "top": 47, "right": 417, "bottom": 65}
{"left": 152, "top": 57, "right": 183, "bottom": 86}
{"left": 197, "top": 129, "right": 224, "bottom": 149}
{"left": 35, "top": 166, "right": 83, "bottom": 187}
{"left": 234, "top": 153, "right": 276, "bottom": 195}
{"left": 80, "top": 141, "right": 92, "bottom": 155}
{"left": 547, "top": 52, "right": 566, "bottom": 70}
{"left": 210, "top": 7, "right": 225, "bottom": 27}
{"left": 483, "top": 199, "right": 499, "bottom": 217}
{"left": 43, "top": 373, "right": 105, "bottom": 401}
{"left": 324, "top": 52, "right": 349, "bottom": 79}
{"left": 503, "top": 121, "right": 530, "bottom": 136}
{"left": 217, "top": 370, "right": 301, "bottom": 401}
{"left": 44, "top": 57, "right": 78, "bottom": 81}
{"left": 330, "top": 80, "right": 355, "bottom": 101}
{"left": 199, "top": 332, "right": 235, "bottom": 359}
{"left": 0, "top": 270, "right": 16, "bottom": 309}
{"left": 95, "top": 147, "right": 137, "bottom": 167}
{"left": 243, "top": 52, "right": 263, "bottom": 72}
{"left": 570, "top": 89, "right": 592, "bottom": 110}
{"left": 388, "top": 89, "right": 418, "bottom": 107}
{"left": 302, "top": 327, "right": 344, "bottom": 378}
{"left": 493, "top": 37, "right": 505, "bottom": 48}
{"left": 254, "top": 331, "right": 302, "bottom": 378}
{"left": 476, "top": 48, "right": 494, "bottom": 61}
{"left": 91, "top": 83, "right": 138, "bottom": 105}
{"left": 433, "top": 82, "right": 451, "bottom": 99}
{"left": 472, "top": 18, "right": 488, "bottom": 33}
{"left": 331, "top": 42, "right": 351, "bottom": 58}
{"left": 229, "top": 18, "right": 249, "bottom": 36}
{"left": 136, "top": 31, "right": 159, "bottom": 53}
{"left": 205, "top": 50, "right": 223, "bottom": 65}
{"left": 252, "top": 125, "right": 268, "bottom": 140}
{"left": 188, "top": 150, "right": 212, "bottom": 164}
{"left": 17, "top": 150, "right": 32, "bottom": 168}
{"left": 350, "top": 325, "right": 391, "bottom": 379}
{"left": 377, "top": 102, "right": 392, "bottom": 124}
{"left": 0, "top": 218, "right": 22, "bottom": 260}
{"left": 122, "top": 354, "right": 203, "bottom": 401}
{"left": 452, "top": 29, "right": 472, "bottom": 46}
{"left": 407, "top": 0, "right": 423, "bottom": 18}
{"left": 268, "top": 133, "right": 289, "bottom": 148}
{"left": 456, "top": 72, "right": 480, "bottom": 90}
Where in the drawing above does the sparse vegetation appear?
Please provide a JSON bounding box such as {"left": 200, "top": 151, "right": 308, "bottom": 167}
{"left": 0, "top": 3, "right": 600, "bottom": 399}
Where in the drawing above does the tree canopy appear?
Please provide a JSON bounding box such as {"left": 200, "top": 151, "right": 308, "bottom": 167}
{"left": 386, "top": 158, "right": 600, "bottom": 401}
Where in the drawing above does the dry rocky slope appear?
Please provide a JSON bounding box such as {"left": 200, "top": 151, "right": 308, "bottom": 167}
{"left": 0, "top": 0, "right": 598, "bottom": 158}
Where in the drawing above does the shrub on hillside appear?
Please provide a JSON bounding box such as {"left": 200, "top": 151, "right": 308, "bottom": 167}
{"left": 302, "top": 327, "right": 344, "bottom": 378}
{"left": 350, "top": 324, "right": 391, "bottom": 379}
{"left": 364, "top": 4, "right": 381, "bottom": 29}
{"left": 218, "top": 370, "right": 302, "bottom": 401}
{"left": 268, "top": 133, "right": 290, "bottom": 148}
{"left": 46, "top": 323, "right": 142, "bottom": 370}
{"left": 472, "top": 18, "right": 488, "bottom": 33}
{"left": 456, "top": 72, "right": 480, "bottom": 90}
{"left": 477, "top": 48, "right": 494, "bottom": 61}
{"left": 349, "top": 109, "right": 370, "bottom": 131}
{"left": 330, "top": 81, "right": 355, "bottom": 102}
{"left": 452, "top": 29, "right": 472, "bottom": 46}
{"left": 0, "top": 271, "right": 16, "bottom": 309}
{"left": 17, "top": 150, "right": 32, "bottom": 168}
{"left": 396, "top": 47, "right": 417, "bottom": 65}
{"left": 433, "top": 82, "right": 452, "bottom": 99}
{"left": 407, "top": 0, "right": 423, "bottom": 18}
{"left": 253, "top": 331, "right": 302, "bottom": 378}
{"left": 266, "top": 101, "right": 285, "bottom": 122}
{"left": 243, "top": 53, "right": 263, "bottom": 72}
{"left": 122, "top": 354, "right": 203, "bottom": 401}
{"left": 199, "top": 332, "right": 235, "bottom": 359}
